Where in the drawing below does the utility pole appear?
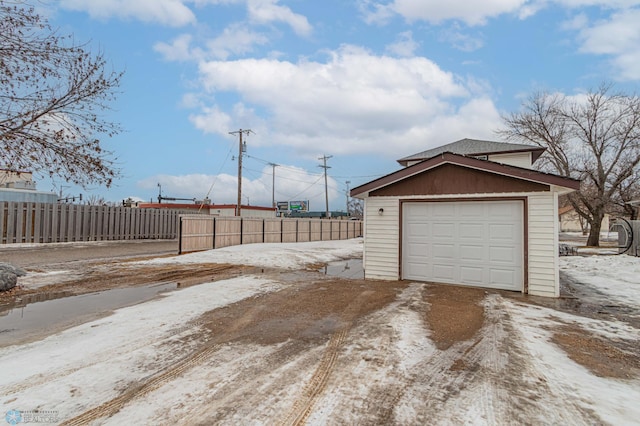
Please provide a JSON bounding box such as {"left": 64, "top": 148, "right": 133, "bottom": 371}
{"left": 318, "top": 155, "right": 332, "bottom": 218}
{"left": 268, "top": 162, "right": 279, "bottom": 208}
{"left": 229, "top": 129, "right": 253, "bottom": 216}
{"left": 345, "top": 180, "right": 351, "bottom": 216}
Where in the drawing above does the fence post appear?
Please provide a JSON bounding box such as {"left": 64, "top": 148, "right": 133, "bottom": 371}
{"left": 178, "top": 216, "right": 183, "bottom": 254}
{"left": 212, "top": 217, "right": 216, "bottom": 249}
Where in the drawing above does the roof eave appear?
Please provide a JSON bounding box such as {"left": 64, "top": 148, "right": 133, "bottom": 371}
{"left": 351, "top": 152, "right": 580, "bottom": 197}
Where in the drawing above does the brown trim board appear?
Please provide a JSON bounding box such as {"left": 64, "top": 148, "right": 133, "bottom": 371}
{"left": 351, "top": 152, "right": 580, "bottom": 198}
{"left": 398, "top": 197, "right": 528, "bottom": 294}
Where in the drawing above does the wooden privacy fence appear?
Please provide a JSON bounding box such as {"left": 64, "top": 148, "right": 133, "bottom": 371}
{"left": 0, "top": 202, "right": 182, "bottom": 244}
{"left": 179, "top": 215, "right": 363, "bottom": 254}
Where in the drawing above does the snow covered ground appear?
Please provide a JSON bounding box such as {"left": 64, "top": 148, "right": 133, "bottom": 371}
{"left": 1, "top": 239, "right": 639, "bottom": 425}
{"left": 137, "top": 239, "right": 364, "bottom": 270}
{"left": 561, "top": 254, "right": 640, "bottom": 306}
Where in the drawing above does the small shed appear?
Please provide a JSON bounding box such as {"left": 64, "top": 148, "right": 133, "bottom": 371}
{"left": 351, "top": 139, "right": 580, "bottom": 297}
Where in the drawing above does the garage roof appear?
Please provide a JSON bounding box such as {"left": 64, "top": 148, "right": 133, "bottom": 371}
{"left": 397, "top": 138, "right": 546, "bottom": 166}
{"left": 351, "top": 152, "right": 580, "bottom": 198}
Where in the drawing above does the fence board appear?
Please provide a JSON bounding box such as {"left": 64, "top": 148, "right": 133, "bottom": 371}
{"left": 33, "top": 203, "right": 42, "bottom": 243}
{"left": 282, "top": 219, "right": 298, "bottom": 243}
{"left": 0, "top": 203, "right": 5, "bottom": 244}
{"left": 330, "top": 221, "right": 340, "bottom": 240}
{"left": 297, "top": 220, "right": 310, "bottom": 242}
{"left": 215, "top": 217, "right": 242, "bottom": 249}
{"left": 15, "top": 202, "right": 24, "bottom": 243}
{"left": 6, "top": 202, "right": 16, "bottom": 243}
{"left": 180, "top": 216, "right": 362, "bottom": 254}
{"left": 264, "top": 219, "right": 282, "bottom": 243}
{"left": 242, "top": 218, "right": 264, "bottom": 244}
{"left": 180, "top": 215, "right": 215, "bottom": 253}
{"left": 0, "top": 202, "right": 182, "bottom": 245}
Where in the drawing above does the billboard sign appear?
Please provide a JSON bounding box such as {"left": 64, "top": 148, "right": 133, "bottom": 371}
{"left": 277, "top": 200, "right": 309, "bottom": 211}
{"left": 289, "top": 200, "right": 308, "bottom": 211}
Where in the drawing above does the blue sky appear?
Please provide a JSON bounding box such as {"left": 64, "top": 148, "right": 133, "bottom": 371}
{"left": 37, "top": 0, "right": 640, "bottom": 210}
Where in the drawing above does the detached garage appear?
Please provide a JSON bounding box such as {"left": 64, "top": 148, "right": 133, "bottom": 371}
{"left": 351, "top": 139, "right": 580, "bottom": 297}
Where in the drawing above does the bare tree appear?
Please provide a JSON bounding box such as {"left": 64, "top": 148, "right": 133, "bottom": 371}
{"left": 612, "top": 168, "right": 640, "bottom": 220}
{"left": 499, "top": 83, "right": 640, "bottom": 246}
{"left": 348, "top": 198, "right": 363, "bottom": 219}
{"left": 0, "top": 1, "right": 123, "bottom": 187}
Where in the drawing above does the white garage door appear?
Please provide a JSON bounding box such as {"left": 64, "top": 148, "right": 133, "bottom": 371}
{"left": 402, "top": 200, "right": 524, "bottom": 291}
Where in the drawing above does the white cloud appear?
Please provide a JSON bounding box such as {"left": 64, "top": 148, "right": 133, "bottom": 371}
{"left": 560, "top": 13, "right": 589, "bottom": 31}
{"left": 189, "top": 105, "right": 233, "bottom": 135}
{"left": 439, "top": 25, "right": 485, "bottom": 51}
{"left": 360, "top": 0, "right": 640, "bottom": 26}
{"left": 154, "top": 26, "right": 270, "bottom": 62}
{"left": 361, "top": 0, "right": 528, "bottom": 26}
{"left": 247, "top": 0, "right": 312, "bottom": 36}
{"left": 59, "top": 0, "right": 196, "bottom": 27}
{"left": 188, "top": 45, "right": 501, "bottom": 158}
{"left": 385, "top": 31, "right": 420, "bottom": 57}
{"left": 138, "top": 164, "right": 342, "bottom": 209}
{"left": 553, "top": 0, "right": 640, "bottom": 7}
{"left": 573, "top": 8, "right": 640, "bottom": 80}
{"left": 205, "top": 23, "right": 271, "bottom": 59}
{"left": 154, "top": 34, "right": 203, "bottom": 61}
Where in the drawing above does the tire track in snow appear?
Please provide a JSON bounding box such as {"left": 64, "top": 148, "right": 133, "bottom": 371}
{"left": 61, "top": 344, "right": 221, "bottom": 426}
{"left": 279, "top": 327, "right": 349, "bottom": 426}
{"left": 278, "top": 290, "right": 374, "bottom": 425}
{"left": 1, "top": 321, "right": 200, "bottom": 397}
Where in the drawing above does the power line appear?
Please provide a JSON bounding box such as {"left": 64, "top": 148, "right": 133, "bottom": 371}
{"left": 198, "top": 142, "right": 235, "bottom": 212}
{"left": 287, "top": 173, "right": 324, "bottom": 201}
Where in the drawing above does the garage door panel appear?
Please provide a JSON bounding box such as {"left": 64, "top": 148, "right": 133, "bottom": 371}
{"left": 432, "top": 243, "right": 455, "bottom": 260}
{"left": 405, "top": 262, "right": 430, "bottom": 278}
{"left": 433, "top": 264, "right": 455, "bottom": 281}
{"left": 489, "top": 202, "right": 518, "bottom": 217}
{"left": 489, "top": 223, "right": 517, "bottom": 240}
{"left": 459, "top": 244, "right": 485, "bottom": 262}
{"left": 490, "top": 269, "right": 521, "bottom": 290}
{"left": 403, "top": 200, "right": 523, "bottom": 291}
{"left": 460, "top": 266, "right": 484, "bottom": 284}
{"left": 432, "top": 203, "right": 456, "bottom": 217}
{"left": 406, "top": 242, "right": 429, "bottom": 257}
{"left": 459, "top": 203, "right": 485, "bottom": 218}
{"left": 432, "top": 223, "right": 455, "bottom": 238}
{"left": 406, "top": 223, "right": 429, "bottom": 237}
{"left": 489, "top": 246, "right": 517, "bottom": 263}
{"left": 459, "top": 223, "right": 484, "bottom": 239}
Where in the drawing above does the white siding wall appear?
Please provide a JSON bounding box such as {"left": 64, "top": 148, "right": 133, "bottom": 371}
{"left": 363, "top": 197, "right": 400, "bottom": 279}
{"left": 488, "top": 152, "right": 532, "bottom": 169}
{"left": 528, "top": 192, "right": 560, "bottom": 297}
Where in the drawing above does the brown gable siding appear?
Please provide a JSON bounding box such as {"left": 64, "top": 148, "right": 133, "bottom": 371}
{"left": 370, "top": 163, "right": 550, "bottom": 196}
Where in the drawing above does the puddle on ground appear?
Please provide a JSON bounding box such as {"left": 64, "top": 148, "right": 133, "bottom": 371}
{"left": 322, "top": 259, "right": 364, "bottom": 279}
{"left": 0, "top": 282, "right": 177, "bottom": 347}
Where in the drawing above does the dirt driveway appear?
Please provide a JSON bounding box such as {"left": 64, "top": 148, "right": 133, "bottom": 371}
{"left": 1, "top": 240, "right": 639, "bottom": 425}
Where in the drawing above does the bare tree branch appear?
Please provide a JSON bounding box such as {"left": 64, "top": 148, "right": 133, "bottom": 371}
{"left": 498, "top": 83, "right": 640, "bottom": 246}
{"left": 0, "top": 1, "right": 123, "bottom": 187}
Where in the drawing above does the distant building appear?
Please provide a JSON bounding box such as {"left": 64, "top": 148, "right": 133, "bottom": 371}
{"left": 132, "top": 202, "right": 277, "bottom": 218}
{"left": 0, "top": 169, "right": 57, "bottom": 203}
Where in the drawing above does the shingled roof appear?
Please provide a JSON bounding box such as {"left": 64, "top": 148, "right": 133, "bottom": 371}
{"left": 397, "top": 138, "right": 546, "bottom": 166}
